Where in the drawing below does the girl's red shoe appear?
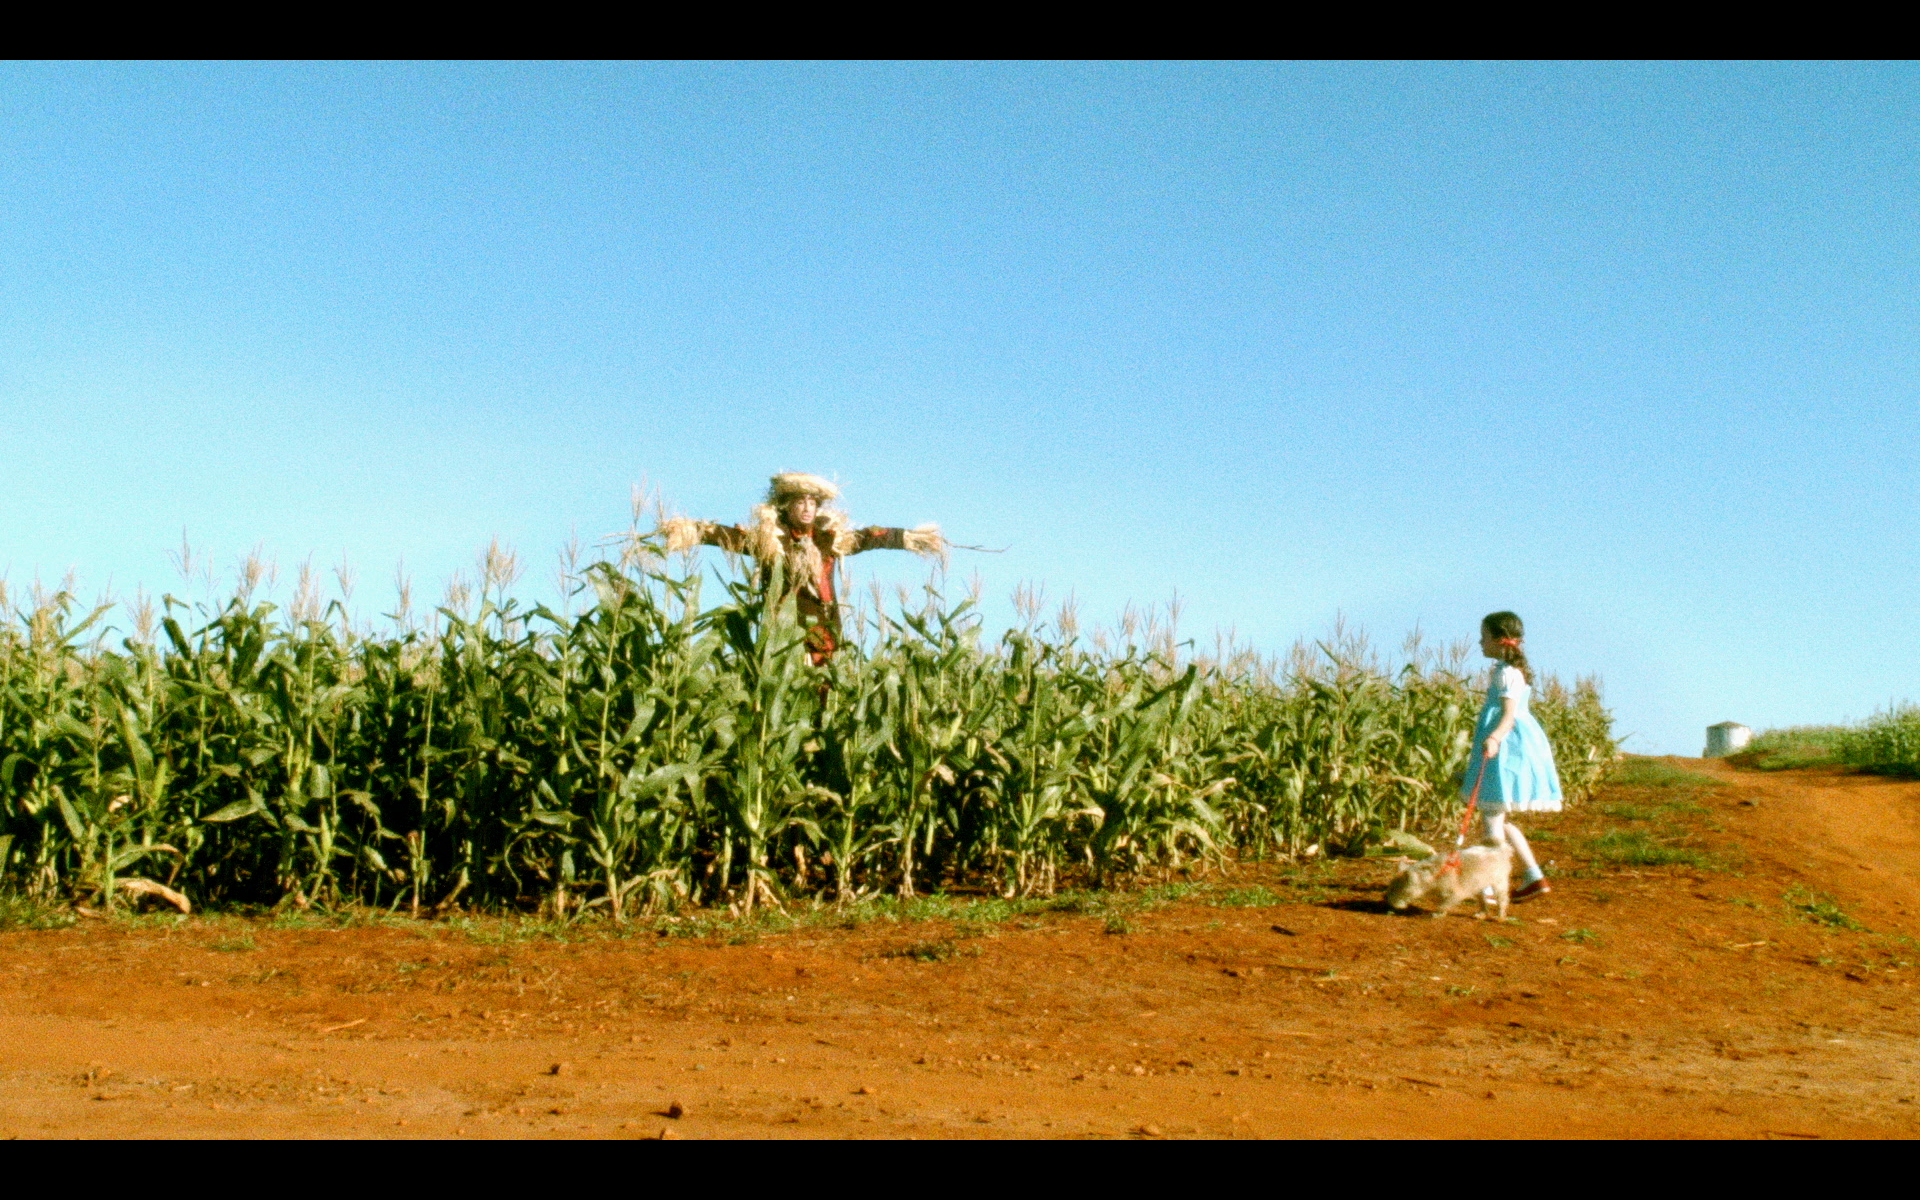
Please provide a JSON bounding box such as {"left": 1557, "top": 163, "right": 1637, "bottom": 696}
{"left": 1512, "top": 878, "right": 1551, "bottom": 902}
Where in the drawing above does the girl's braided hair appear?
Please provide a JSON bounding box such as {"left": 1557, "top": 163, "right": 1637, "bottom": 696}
{"left": 1482, "top": 611, "right": 1534, "bottom": 685}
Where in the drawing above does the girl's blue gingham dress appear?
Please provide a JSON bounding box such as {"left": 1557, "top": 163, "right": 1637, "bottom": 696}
{"left": 1461, "top": 665, "right": 1564, "bottom": 811}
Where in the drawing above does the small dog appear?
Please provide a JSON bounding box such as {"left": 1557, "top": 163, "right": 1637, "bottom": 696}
{"left": 1384, "top": 844, "right": 1513, "bottom": 920}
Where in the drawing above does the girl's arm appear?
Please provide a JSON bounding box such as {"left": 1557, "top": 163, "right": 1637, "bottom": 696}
{"left": 1484, "top": 696, "right": 1519, "bottom": 757}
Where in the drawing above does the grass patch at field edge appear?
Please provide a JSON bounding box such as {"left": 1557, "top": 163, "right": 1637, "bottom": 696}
{"left": 1726, "top": 725, "right": 1850, "bottom": 772}
{"left": 1607, "top": 757, "right": 1724, "bottom": 790}
{"left": 0, "top": 893, "right": 77, "bottom": 932}
{"left": 1584, "top": 828, "right": 1719, "bottom": 870}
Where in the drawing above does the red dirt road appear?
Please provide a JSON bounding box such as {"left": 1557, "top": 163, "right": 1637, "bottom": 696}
{"left": 3, "top": 758, "right": 1917, "bottom": 1139}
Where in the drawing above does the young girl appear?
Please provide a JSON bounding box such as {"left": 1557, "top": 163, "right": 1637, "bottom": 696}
{"left": 1463, "top": 611, "right": 1562, "bottom": 902}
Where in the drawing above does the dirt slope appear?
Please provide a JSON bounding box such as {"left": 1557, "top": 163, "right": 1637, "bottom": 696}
{"left": 2, "top": 758, "right": 1916, "bottom": 1139}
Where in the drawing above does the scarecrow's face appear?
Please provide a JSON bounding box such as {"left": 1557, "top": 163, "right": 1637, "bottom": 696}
{"left": 783, "top": 495, "right": 819, "bottom": 528}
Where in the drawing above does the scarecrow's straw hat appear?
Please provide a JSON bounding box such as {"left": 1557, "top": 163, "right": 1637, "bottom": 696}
{"left": 767, "top": 472, "right": 840, "bottom": 505}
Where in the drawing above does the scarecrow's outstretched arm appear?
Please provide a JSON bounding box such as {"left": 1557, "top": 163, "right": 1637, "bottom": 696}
{"left": 660, "top": 518, "right": 750, "bottom": 555}
{"left": 846, "top": 524, "right": 948, "bottom": 566}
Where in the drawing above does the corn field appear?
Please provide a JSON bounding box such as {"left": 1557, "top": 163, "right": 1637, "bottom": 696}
{"left": 1833, "top": 704, "right": 1920, "bottom": 776}
{"left": 0, "top": 548, "right": 1616, "bottom": 917}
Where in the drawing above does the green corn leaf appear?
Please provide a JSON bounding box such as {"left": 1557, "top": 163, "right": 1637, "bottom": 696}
{"left": 110, "top": 843, "right": 180, "bottom": 872}
{"left": 201, "top": 796, "right": 266, "bottom": 823}
{"left": 57, "top": 794, "right": 86, "bottom": 840}
{"left": 115, "top": 705, "right": 156, "bottom": 793}
{"left": 0, "top": 752, "right": 32, "bottom": 789}
{"left": 51, "top": 714, "right": 95, "bottom": 743}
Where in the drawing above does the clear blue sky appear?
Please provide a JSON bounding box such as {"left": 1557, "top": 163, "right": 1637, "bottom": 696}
{"left": 4, "top": 61, "right": 1916, "bottom": 753}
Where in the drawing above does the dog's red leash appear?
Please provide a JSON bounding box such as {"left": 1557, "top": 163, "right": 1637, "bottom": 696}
{"left": 1440, "top": 748, "right": 1493, "bottom": 876}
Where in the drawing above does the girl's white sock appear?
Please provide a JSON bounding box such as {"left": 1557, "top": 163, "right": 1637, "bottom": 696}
{"left": 1504, "top": 823, "right": 1544, "bottom": 882}
{"left": 1483, "top": 812, "right": 1545, "bottom": 883}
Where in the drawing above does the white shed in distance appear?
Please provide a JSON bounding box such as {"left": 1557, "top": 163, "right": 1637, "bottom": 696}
{"left": 1704, "top": 722, "right": 1752, "bottom": 758}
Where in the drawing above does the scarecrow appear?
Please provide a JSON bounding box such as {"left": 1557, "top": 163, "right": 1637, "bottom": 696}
{"left": 659, "top": 473, "right": 947, "bottom": 664}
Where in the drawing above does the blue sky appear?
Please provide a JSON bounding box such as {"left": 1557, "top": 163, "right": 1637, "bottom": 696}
{"left": 3, "top": 61, "right": 1916, "bottom": 753}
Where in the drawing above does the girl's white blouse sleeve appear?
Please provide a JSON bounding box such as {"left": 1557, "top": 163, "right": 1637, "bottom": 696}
{"left": 1493, "top": 665, "right": 1530, "bottom": 703}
